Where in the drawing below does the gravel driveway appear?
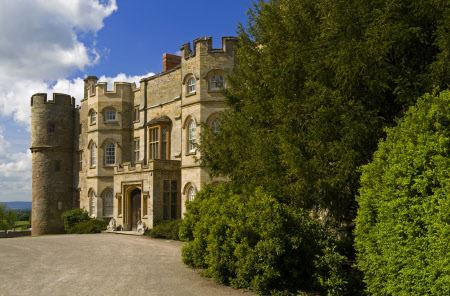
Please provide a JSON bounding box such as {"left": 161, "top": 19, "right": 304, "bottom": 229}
{"left": 0, "top": 234, "right": 253, "bottom": 296}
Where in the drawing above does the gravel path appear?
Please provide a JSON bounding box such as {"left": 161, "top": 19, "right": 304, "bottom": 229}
{"left": 0, "top": 234, "right": 253, "bottom": 296}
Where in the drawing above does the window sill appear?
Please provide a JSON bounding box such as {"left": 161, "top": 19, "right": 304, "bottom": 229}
{"left": 208, "top": 88, "right": 224, "bottom": 93}
{"left": 185, "top": 91, "right": 196, "bottom": 97}
{"left": 90, "top": 165, "right": 96, "bottom": 169}
{"left": 186, "top": 151, "right": 197, "bottom": 156}
{"left": 104, "top": 120, "right": 119, "bottom": 125}
{"left": 89, "top": 122, "right": 96, "bottom": 126}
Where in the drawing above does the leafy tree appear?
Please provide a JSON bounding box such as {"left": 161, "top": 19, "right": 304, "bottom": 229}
{"left": 195, "top": 0, "right": 450, "bottom": 294}
{"left": 355, "top": 91, "right": 450, "bottom": 295}
{"left": 202, "top": 0, "right": 450, "bottom": 225}
{"left": 0, "top": 205, "right": 18, "bottom": 232}
{"left": 0, "top": 204, "right": 7, "bottom": 232}
{"left": 6, "top": 210, "right": 17, "bottom": 231}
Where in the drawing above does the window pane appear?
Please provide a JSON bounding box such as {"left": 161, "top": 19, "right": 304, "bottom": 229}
{"left": 105, "top": 143, "right": 115, "bottom": 165}
{"left": 187, "top": 77, "right": 196, "bottom": 93}
{"left": 91, "top": 144, "right": 97, "bottom": 166}
{"left": 188, "top": 120, "right": 196, "bottom": 152}
{"left": 90, "top": 111, "right": 97, "bottom": 124}
{"left": 163, "top": 192, "right": 170, "bottom": 220}
{"left": 188, "top": 187, "right": 196, "bottom": 202}
{"left": 150, "top": 127, "right": 160, "bottom": 159}
{"left": 211, "top": 119, "right": 220, "bottom": 134}
{"left": 103, "top": 190, "right": 113, "bottom": 217}
{"left": 134, "top": 138, "right": 140, "bottom": 162}
{"left": 105, "top": 110, "right": 116, "bottom": 121}
{"left": 171, "top": 180, "right": 177, "bottom": 192}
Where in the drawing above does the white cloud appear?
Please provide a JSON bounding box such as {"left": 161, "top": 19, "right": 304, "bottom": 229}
{"left": 0, "top": 0, "right": 117, "bottom": 123}
{"left": 0, "top": 0, "right": 117, "bottom": 201}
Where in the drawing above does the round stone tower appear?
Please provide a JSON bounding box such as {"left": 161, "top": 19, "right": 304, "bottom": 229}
{"left": 30, "top": 93, "right": 75, "bottom": 235}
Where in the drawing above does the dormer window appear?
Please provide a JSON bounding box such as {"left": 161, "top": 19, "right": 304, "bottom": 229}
{"left": 209, "top": 75, "right": 224, "bottom": 91}
{"left": 105, "top": 109, "right": 116, "bottom": 122}
{"left": 187, "top": 77, "right": 196, "bottom": 94}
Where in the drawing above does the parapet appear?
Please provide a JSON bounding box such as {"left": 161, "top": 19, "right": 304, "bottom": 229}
{"left": 180, "top": 36, "right": 238, "bottom": 60}
{"left": 30, "top": 93, "right": 75, "bottom": 107}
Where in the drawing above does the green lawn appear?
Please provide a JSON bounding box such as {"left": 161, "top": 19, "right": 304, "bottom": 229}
{"left": 14, "top": 220, "right": 30, "bottom": 230}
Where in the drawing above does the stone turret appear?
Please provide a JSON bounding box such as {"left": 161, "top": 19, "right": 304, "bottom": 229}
{"left": 30, "top": 93, "right": 76, "bottom": 235}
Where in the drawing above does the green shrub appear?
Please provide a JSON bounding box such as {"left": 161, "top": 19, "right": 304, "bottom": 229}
{"left": 180, "top": 183, "right": 350, "bottom": 295}
{"left": 62, "top": 209, "right": 106, "bottom": 234}
{"left": 355, "top": 91, "right": 450, "bottom": 295}
{"left": 62, "top": 208, "right": 90, "bottom": 233}
{"left": 70, "top": 219, "right": 107, "bottom": 234}
{"left": 145, "top": 220, "right": 182, "bottom": 240}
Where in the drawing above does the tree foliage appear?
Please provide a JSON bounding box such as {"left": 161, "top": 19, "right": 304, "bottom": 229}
{"left": 194, "top": 0, "right": 450, "bottom": 294}
{"left": 180, "top": 184, "right": 355, "bottom": 295}
{"left": 202, "top": 0, "right": 450, "bottom": 222}
{"left": 355, "top": 91, "right": 450, "bottom": 295}
{"left": 0, "top": 204, "right": 17, "bottom": 232}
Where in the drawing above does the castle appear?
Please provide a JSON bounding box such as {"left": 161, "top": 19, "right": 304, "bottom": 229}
{"left": 30, "top": 36, "right": 236, "bottom": 235}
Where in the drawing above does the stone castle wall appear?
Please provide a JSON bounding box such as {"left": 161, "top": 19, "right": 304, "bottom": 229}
{"left": 30, "top": 93, "right": 76, "bottom": 235}
{"left": 31, "top": 36, "right": 237, "bottom": 233}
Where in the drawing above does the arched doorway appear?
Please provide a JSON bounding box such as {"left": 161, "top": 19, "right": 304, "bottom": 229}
{"left": 130, "top": 188, "right": 141, "bottom": 231}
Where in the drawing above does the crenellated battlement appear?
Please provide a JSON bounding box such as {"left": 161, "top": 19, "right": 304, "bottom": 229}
{"left": 95, "top": 82, "right": 136, "bottom": 96}
{"left": 30, "top": 93, "right": 75, "bottom": 107}
{"left": 180, "top": 36, "right": 238, "bottom": 60}
{"left": 82, "top": 80, "right": 136, "bottom": 101}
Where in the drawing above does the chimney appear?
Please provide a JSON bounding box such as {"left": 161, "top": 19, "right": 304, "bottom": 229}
{"left": 162, "top": 53, "right": 181, "bottom": 72}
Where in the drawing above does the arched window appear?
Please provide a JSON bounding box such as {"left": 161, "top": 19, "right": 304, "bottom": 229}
{"left": 89, "top": 190, "right": 96, "bottom": 217}
{"left": 209, "top": 74, "right": 224, "bottom": 91}
{"left": 90, "top": 143, "right": 97, "bottom": 167}
{"left": 105, "top": 143, "right": 115, "bottom": 165}
{"left": 211, "top": 119, "right": 220, "bottom": 134}
{"left": 187, "top": 120, "right": 196, "bottom": 153}
{"left": 187, "top": 77, "right": 196, "bottom": 94}
{"left": 102, "top": 189, "right": 114, "bottom": 217}
{"left": 89, "top": 110, "right": 97, "bottom": 125}
{"left": 105, "top": 110, "right": 116, "bottom": 121}
{"left": 187, "top": 186, "right": 196, "bottom": 202}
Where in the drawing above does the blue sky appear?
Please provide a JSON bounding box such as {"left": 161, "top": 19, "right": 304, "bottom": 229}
{"left": 0, "top": 0, "right": 253, "bottom": 202}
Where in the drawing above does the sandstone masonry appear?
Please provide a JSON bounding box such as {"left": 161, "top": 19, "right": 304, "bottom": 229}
{"left": 30, "top": 37, "right": 236, "bottom": 234}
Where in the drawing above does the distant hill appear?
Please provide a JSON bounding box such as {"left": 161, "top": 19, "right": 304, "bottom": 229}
{"left": 1, "top": 202, "right": 32, "bottom": 210}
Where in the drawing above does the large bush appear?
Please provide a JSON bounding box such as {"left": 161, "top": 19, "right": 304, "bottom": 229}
{"left": 355, "top": 91, "right": 450, "bottom": 295}
{"left": 62, "top": 209, "right": 106, "bottom": 234}
{"left": 180, "top": 184, "right": 354, "bottom": 295}
{"left": 62, "top": 208, "right": 90, "bottom": 233}
{"left": 145, "top": 220, "right": 182, "bottom": 240}
{"left": 70, "top": 219, "right": 107, "bottom": 234}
